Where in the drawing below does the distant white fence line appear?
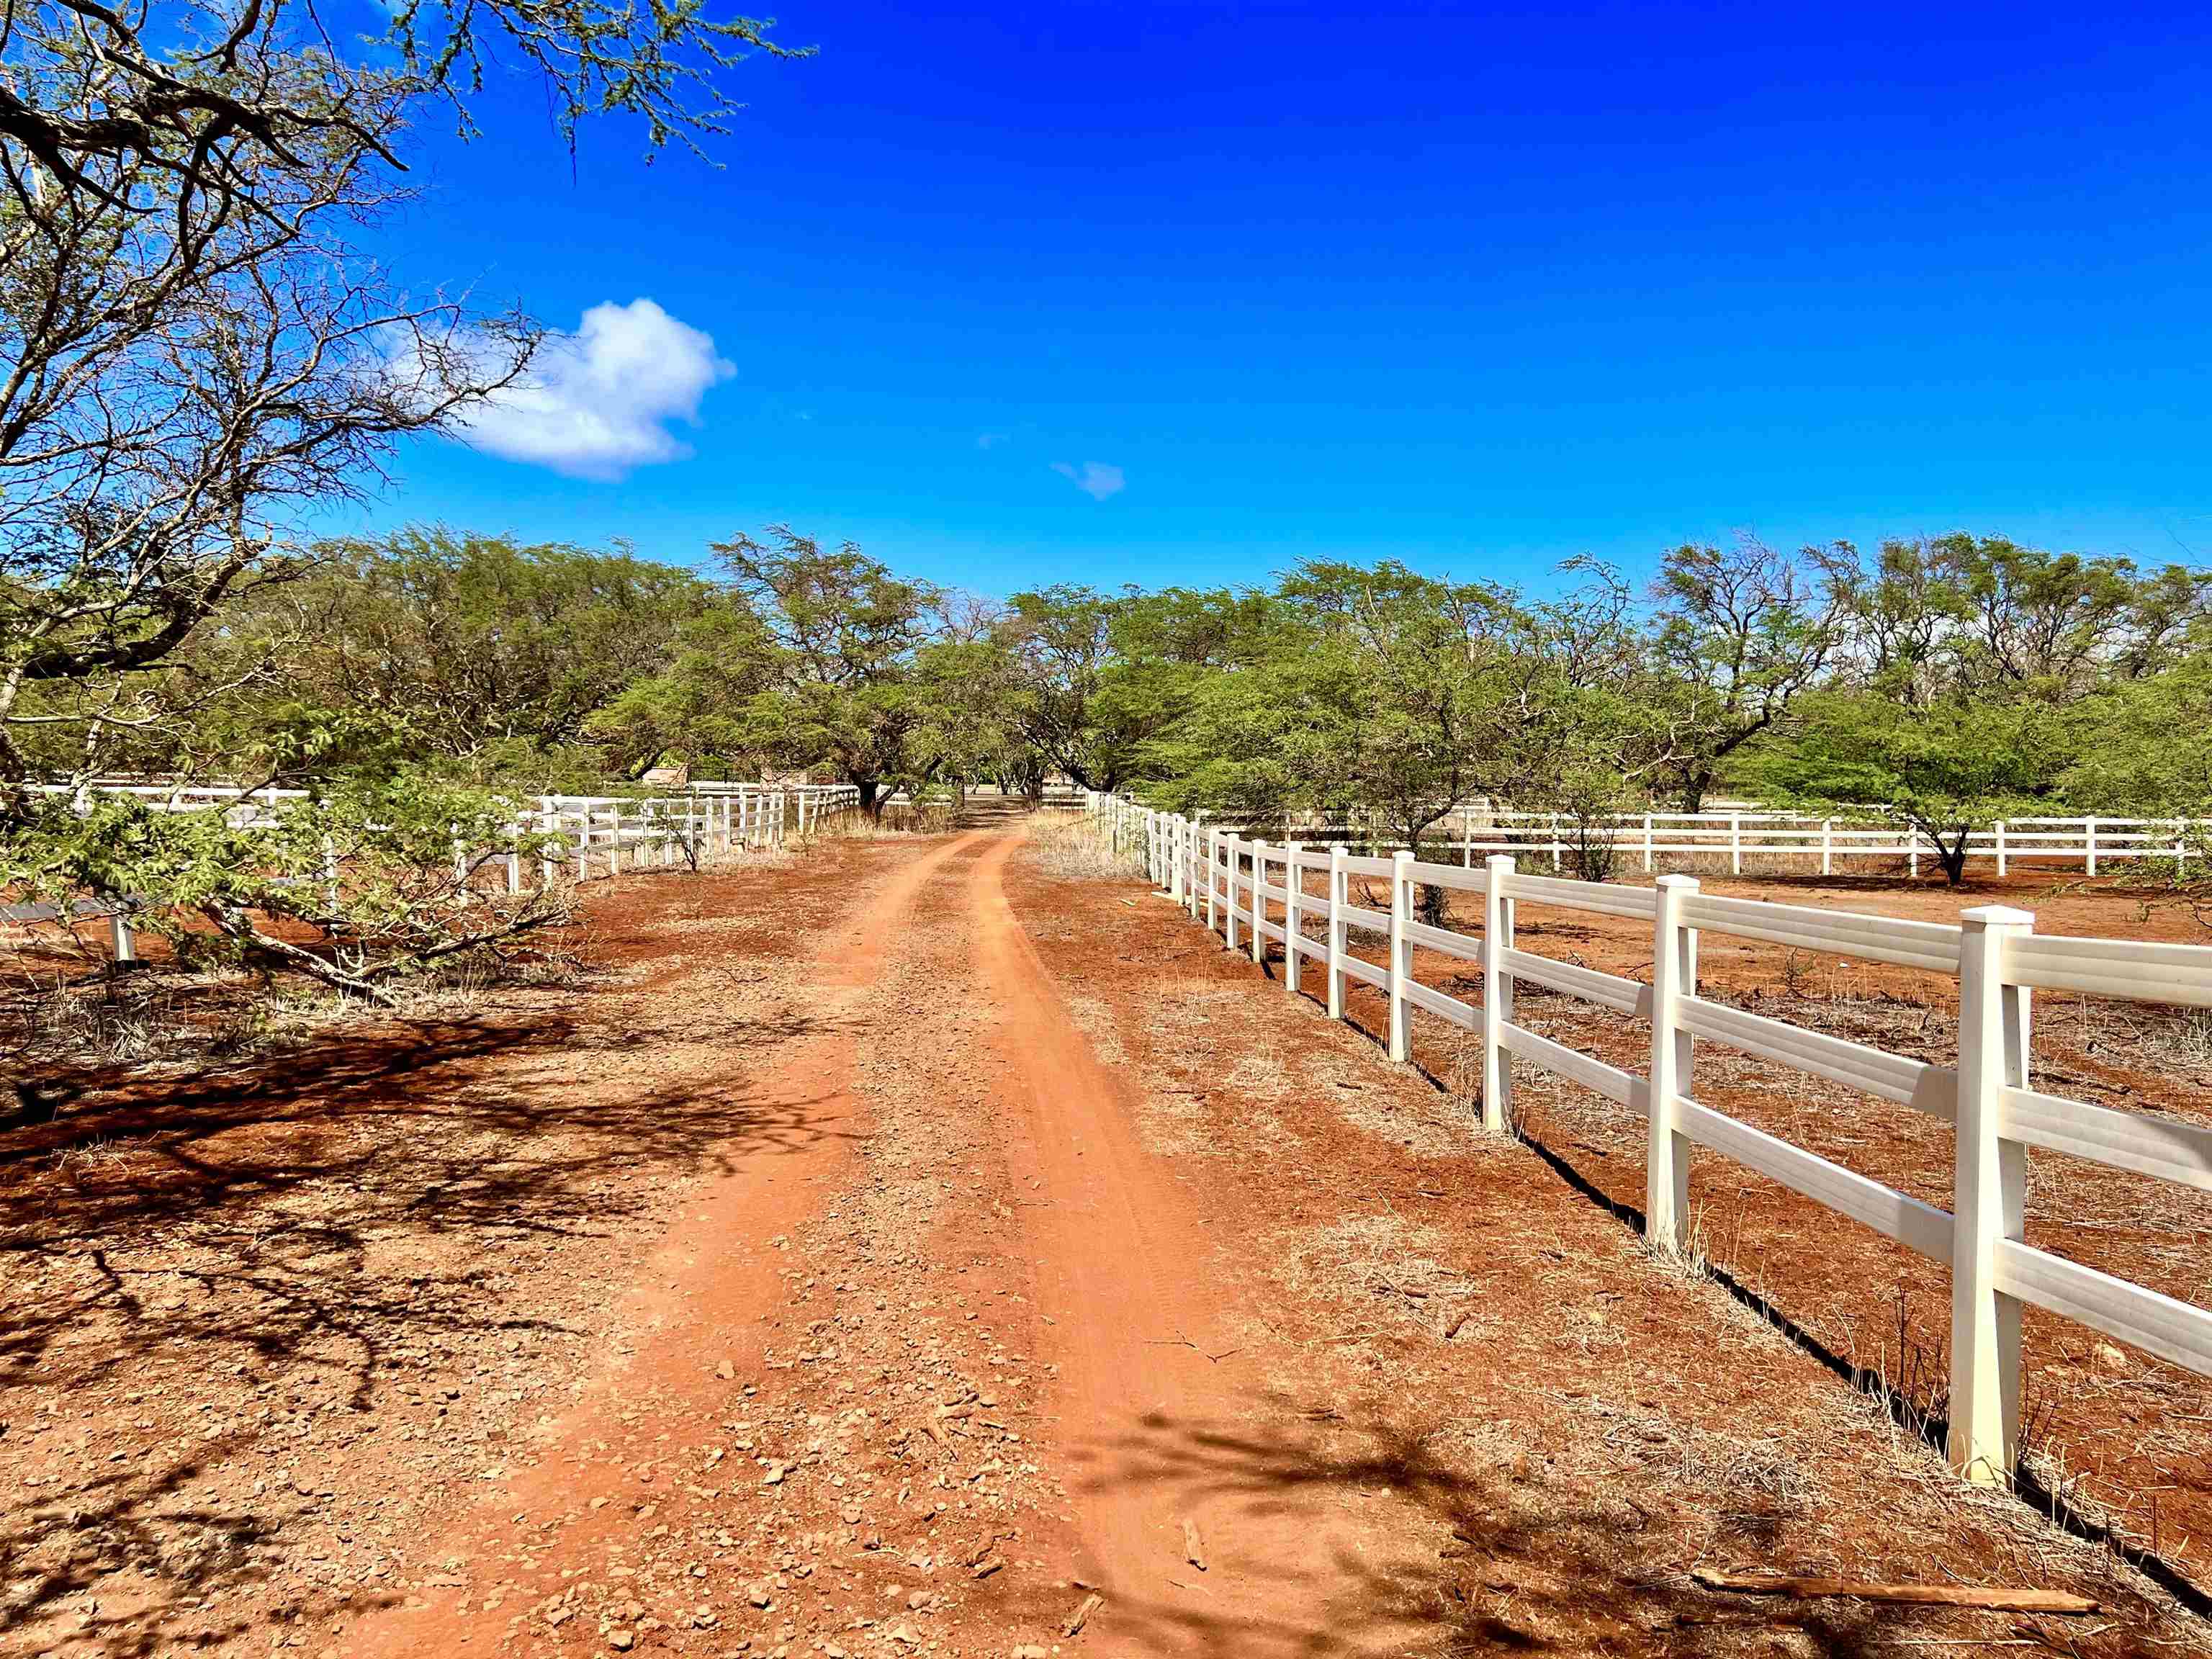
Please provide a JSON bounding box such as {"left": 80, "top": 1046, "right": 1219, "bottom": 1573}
{"left": 1462, "top": 809, "right": 2196, "bottom": 878}
{"left": 1188, "top": 804, "right": 2200, "bottom": 878}
{"left": 1, "top": 781, "right": 865, "bottom": 958}
{"left": 1088, "top": 792, "right": 2212, "bottom": 1490}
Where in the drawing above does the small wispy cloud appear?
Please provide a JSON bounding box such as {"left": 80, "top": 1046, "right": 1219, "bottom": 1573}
{"left": 977, "top": 432, "right": 1007, "bottom": 450}
{"left": 1052, "top": 460, "right": 1125, "bottom": 501}
{"left": 447, "top": 298, "right": 733, "bottom": 480}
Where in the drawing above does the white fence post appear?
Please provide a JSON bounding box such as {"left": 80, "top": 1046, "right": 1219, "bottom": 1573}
{"left": 1729, "top": 811, "right": 1742, "bottom": 876}
{"left": 1188, "top": 817, "right": 1205, "bottom": 918}
{"left": 1821, "top": 818, "right": 1833, "bottom": 878}
{"left": 1646, "top": 873, "right": 1699, "bottom": 1256}
{"left": 1223, "top": 834, "right": 1240, "bottom": 953}
{"left": 1480, "top": 855, "right": 1515, "bottom": 1133}
{"left": 1550, "top": 813, "right": 1563, "bottom": 872}
{"left": 1388, "top": 849, "right": 1413, "bottom": 1062}
{"left": 1995, "top": 818, "right": 2007, "bottom": 879}
{"left": 1285, "top": 841, "right": 1305, "bottom": 995}
{"left": 109, "top": 907, "right": 137, "bottom": 965}
{"left": 1952, "top": 904, "right": 2033, "bottom": 1485}
{"left": 1327, "top": 842, "right": 1348, "bottom": 1020}
{"left": 2085, "top": 816, "right": 2098, "bottom": 878}
{"left": 1250, "top": 839, "right": 1267, "bottom": 965}
{"left": 1642, "top": 813, "right": 1654, "bottom": 873}
{"left": 1212, "top": 827, "right": 1230, "bottom": 938}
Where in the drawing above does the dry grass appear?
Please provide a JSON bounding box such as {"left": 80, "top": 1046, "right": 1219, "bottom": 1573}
{"left": 1275, "top": 1212, "right": 1500, "bottom": 1354}
{"left": 1025, "top": 813, "right": 1146, "bottom": 881}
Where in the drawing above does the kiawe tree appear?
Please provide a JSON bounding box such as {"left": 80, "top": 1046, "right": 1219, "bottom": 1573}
{"left": 1648, "top": 536, "right": 1840, "bottom": 810}
{"left": 1743, "top": 689, "right": 2070, "bottom": 886}
{"left": 714, "top": 526, "right": 943, "bottom": 814}
{"left": 0, "top": 0, "right": 802, "bottom": 804}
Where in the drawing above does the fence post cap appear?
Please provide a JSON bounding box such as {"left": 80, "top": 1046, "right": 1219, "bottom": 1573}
{"left": 1655, "top": 873, "right": 1700, "bottom": 891}
{"left": 1961, "top": 904, "right": 2035, "bottom": 930}
{"left": 1392, "top": 848, "right": 1413, "bottom": 866}
{"left": 1486, "top": 853, "right": 1516, "bottom": 870}
{"left": 1330, "top": 841, "right": 1348, "bottom": 855}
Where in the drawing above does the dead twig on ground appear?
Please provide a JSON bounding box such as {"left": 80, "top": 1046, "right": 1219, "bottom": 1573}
{"left": 1689, "top": 1568, "right": 2099, "bottom": 1614}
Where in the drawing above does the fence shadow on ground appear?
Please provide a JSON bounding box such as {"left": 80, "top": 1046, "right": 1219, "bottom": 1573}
{"left": 1274, "top": 956, "right": 2212, "bottom": 1624}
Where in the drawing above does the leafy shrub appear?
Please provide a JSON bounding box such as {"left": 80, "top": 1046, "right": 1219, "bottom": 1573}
{"left": 1, "top": 774, "right": 572, "bottom": 1002}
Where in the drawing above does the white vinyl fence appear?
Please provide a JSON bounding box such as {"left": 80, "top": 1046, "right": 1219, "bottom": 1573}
{"left": 1187, "top": 804, "right": 2203, "bottom": 878}
{"left": 2, "top": 782, "right": 864, "bottom": 960}
{"left": 1459, "top": 809, "right": 2199, "bottom": 878}
{"left": 1089, "top": 793, "right": 2212, "bottom": 1488}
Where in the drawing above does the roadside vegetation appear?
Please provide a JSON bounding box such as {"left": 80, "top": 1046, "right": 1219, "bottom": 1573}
{"left": 6, "top": 0, "right": 2212, "bottom": 1062}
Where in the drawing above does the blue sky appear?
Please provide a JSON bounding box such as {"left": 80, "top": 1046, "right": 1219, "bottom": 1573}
{"left": 361, "top": 1, "right": 2212, "bottom": 598}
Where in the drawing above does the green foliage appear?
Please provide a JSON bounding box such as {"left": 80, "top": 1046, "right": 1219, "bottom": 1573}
{"left": 2, "top": 774, "right": 568, "bottom": 994}
{"left": 301, "top": 529, "right": 719, "bottom": 764}
{"left": 1743, "top": 691, "right": 2070, "bottom": 883}
{"left": 583, "top": 600, "right": 776, "bottom": 777}
{"left": 710, "top": 526, "right": 951, "bottom": 809}
{"left": 1646, "top": 536, "right": 1838, "bottom": 809}
{"left": 16, "top": 511, "right": 2212, "bottom": 907}
{"left": 2061, "top": 659, "right": 2212, "bottom": 818}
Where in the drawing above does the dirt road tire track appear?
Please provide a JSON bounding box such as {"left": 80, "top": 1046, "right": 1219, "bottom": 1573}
{"left": 967, "top": 832, "right": 1431, "bottom": 1656}
{"left": 347, "top": 834, "right": 986, "bottom": 1658}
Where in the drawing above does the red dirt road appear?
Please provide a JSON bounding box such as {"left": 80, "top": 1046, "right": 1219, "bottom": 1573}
{"left": 4, "top": 824, "right": 2203, "bottom": 1658}
{"left": 344, "top": 834, "right": 983, "bottom": 1659}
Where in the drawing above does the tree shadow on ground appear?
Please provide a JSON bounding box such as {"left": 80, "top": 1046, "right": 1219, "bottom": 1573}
{"left": 1053, "top": 1395, "right": 1956, "bottom": 1658}
{"left": 0, "top": 968, "right": 860, "bottom": 1653}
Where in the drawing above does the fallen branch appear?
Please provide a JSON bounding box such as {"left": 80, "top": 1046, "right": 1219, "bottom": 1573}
{"left": 1182, "top": 1517, "right": 1206, "bottom": 1571}
{"left": 1690, "top": 1568, "right": 2098, "bottom": 1615}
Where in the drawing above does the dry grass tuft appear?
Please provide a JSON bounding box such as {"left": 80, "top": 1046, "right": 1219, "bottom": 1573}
{"left": 1025, "top": 814, "right": 1145, "bottom": 881}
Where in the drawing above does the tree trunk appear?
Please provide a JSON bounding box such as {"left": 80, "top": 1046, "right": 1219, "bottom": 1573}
{"left": 1938, "top": 829, "right": 1969, "bottom": 886}
{"left": 856, "top": 777, "right": 881, "bottom": 820}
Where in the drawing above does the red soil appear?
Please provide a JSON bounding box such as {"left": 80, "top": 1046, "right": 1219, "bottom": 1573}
{"left": 0, "top": 830, "right": 2202, "bottom": 1658}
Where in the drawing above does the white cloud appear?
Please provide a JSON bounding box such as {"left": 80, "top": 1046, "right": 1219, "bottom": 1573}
{"left": 453, "top": 299, "right": 733, "bottom": 480}
{"left": 977, "top": 432, "right": 1006, "bottom": 450}
{"left": 1052, "top": 460, "right": 1125, "bottom": 501}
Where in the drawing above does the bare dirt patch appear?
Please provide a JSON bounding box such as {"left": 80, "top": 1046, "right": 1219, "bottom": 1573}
{"left": 11, "top": 824, "right": 2206, "bottom": 1658}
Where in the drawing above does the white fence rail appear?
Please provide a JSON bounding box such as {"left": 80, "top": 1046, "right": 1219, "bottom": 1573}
{"left": 1459, "top": 809, "right": 2198, "bottom": 878}
{"left": 1089, "top": 793, "right": 2212, "bottom": 1488}
{"left": 1, "top": 783, "right": 865, "bottom": 956}
{"left": 1164, "top": 804, "right": 2202, "bottom": 878}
